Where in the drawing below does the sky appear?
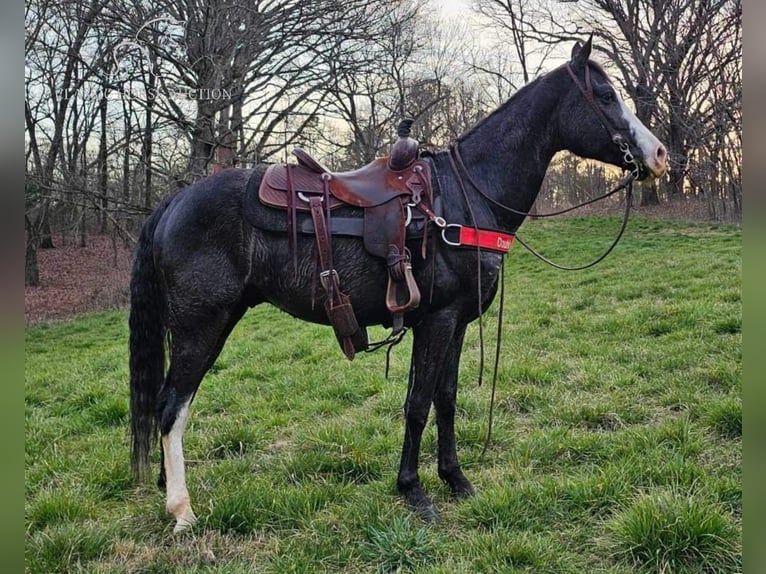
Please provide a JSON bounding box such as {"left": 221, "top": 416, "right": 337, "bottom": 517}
{"left": 432, "top": 0, "right": 475, "bottom": 16}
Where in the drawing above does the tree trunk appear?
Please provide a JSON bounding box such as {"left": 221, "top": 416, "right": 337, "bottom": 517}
{"left": 25, "top": 216, "right": 40, "bottom": 287}
{"left": 666, "top": 98, "right": 687, "bottom": 198}
{"left": 39, "top": 206, "right": 54, "bottom": 249}
{"left": 25, "top": 241, "right": 40, "bottom": 287}
{"left": 79, "top": 206, "right": 87, "bottom": 247}
{"left": 640, "top": 182, "right": 660, "bottom": 206}
{"left": 216, "top": 104, "right": 234, "bottom": 167}
{"left": 187, "top": 100, "right": 217, "bottom": 181}
{"left": 142, "top": 61, "right": 156, "bottom": 211}
{"left": 667, "top": 160, "right": 686, "bottom": 198}
{"left": 122, "top": 96, "right": 132, "bottom": 215}
{"left": 99, "top": 94, "right": 108, "bottom": 234}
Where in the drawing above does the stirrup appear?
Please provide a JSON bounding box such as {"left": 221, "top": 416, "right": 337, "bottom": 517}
{"left": 385, "top": 262, "right": 421, "bottom": 314}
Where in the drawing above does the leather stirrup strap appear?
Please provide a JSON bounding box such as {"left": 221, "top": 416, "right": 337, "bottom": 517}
{"left": 308, "top": 191, "right": 366, "bottom": 359}
{"left": 309, "top": 194, "right": 336, "bottom": 302}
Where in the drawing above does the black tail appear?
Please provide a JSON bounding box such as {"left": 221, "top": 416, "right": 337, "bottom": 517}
{"left": 129, "top": 195, "right": 174, "bottom": 482}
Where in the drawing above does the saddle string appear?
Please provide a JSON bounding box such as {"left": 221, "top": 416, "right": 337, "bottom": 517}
{"left": 412, "top": 167, "right": 431, "bottom": 259}
{"left": 384, "top": 332, "right": 400, "bottom": 379}
{"left": 365, "top": 326, "right": 409, "bottom": 352}
{"left": 364, "top": 326, "right": 408, "bottom": 380}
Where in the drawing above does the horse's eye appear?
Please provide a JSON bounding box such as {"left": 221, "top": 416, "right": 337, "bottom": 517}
{"left": 600, "top": 89, "right": 615, "bottom": 103}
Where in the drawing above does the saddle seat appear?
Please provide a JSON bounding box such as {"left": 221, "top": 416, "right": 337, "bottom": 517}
{"left": 262, "top": 150, "right": 423, "bottom": 210}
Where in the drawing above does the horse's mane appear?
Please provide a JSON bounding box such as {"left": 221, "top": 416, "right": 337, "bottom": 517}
{"left": 453, "top": 59, "right": 608, "bottom": 144}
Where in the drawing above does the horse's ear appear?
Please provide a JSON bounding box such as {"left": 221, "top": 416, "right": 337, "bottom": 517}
{"left": 570, "top": 34, "right": 593, "bottom": 67}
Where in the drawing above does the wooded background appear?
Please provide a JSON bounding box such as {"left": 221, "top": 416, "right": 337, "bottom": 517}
{"left": 24, "top": 0, "right": 742, "bottom": 286}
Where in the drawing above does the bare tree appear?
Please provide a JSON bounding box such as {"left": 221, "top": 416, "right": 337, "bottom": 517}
{"left": 25, "top": 0, "right": 433, "bottom": 289}
{"left": 523, "top": 0, "right": 741, "bottom": 212}
{"left": 471, "top": 0, "right": 558, "bottom": 86}
{"left": 103, "top": 0, "right": 417, "bottom": 179}
{"left": 25, "top": 0, "right": 112, "bottom": 284}
{"left": 317, "top": 0, "right": 431, "bottom": 167}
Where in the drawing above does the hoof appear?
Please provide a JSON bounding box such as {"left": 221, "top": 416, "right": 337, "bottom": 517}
{"left": 440, "top": 470, "right": 476, "bottom": 499}
{"left": 402, "top": 487, "right": 441, "bottom": 523}
{"left": 417, "top": 503, "right": 442, "bottom": 523}
{"left": 452, "top": 480, "right": 476, "bottom": 499}
{"left": 173, "top": 512, "right": 197, "bottom": 534}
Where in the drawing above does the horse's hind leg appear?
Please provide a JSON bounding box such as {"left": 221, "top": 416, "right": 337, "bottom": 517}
{"left": 159, "top": 302, "right": 246, "bottom": 533}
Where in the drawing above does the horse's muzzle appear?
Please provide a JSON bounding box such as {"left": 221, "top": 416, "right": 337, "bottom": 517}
{"left": 642, "top": 142, "right": 669, "bottom": 180}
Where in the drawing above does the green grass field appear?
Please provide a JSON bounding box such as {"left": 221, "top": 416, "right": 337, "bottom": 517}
{"left": 25, "top": 216, "right": 741, "bottom": 573}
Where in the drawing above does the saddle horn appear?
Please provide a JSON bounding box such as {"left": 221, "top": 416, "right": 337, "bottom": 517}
{"left": 389, "top": 118, "right": 420, "bottom": 171}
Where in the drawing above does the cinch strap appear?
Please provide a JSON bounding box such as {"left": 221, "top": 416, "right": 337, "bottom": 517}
{"left": 441, "top": 224, "right": 515, "bottom": 253}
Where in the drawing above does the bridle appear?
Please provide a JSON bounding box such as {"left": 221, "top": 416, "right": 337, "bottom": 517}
{"left": 447, "top": 61, "right": 644, "bottom": 271}
{"left": 565, "top": 62, "right": 642, "bottom": 181}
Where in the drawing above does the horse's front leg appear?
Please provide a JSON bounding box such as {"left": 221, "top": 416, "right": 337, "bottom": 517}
{"left": 433, "top": 325, "right": 475, "bottom": 498}
{"left": 397, "top": 313, "right": 457, "bottom": 521}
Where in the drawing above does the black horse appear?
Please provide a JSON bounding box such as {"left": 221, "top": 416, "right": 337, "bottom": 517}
{"left": 129, "top": 39, "right": 667, "bottom": 532}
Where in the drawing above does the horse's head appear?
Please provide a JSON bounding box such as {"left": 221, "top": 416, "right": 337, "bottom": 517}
{"left": 556, "top": 37, "right": 668, "bottom": 180}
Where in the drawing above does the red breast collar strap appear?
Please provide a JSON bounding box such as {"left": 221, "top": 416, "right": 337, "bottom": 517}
{"left": 441, "top": 224, "right": 515, "bottom": 253}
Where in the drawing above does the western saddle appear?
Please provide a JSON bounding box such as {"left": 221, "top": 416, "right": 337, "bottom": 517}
{"left": 258, "top": 119, "right": 434, "bottom": 360}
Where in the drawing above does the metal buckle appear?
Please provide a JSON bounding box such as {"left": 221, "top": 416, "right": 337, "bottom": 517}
{"left": 441, "top": 224, "right": 462, "bottom": 246}
{"left": 298, "top": 192, "right": 322, "bottom": 203}
{"left": 404, "top": 204, "right": 412, "bottom": 226}
{"left": 319, "top": 269, "right": 339, "bottom": 290}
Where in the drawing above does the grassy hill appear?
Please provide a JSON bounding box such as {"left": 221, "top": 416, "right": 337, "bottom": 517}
{"left": 25, "top": 216, "right": 741, "bottom": 573}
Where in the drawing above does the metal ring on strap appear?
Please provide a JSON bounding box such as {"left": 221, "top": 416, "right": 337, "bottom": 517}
{"left": 441, "top": 224, "right": 463, "bottom": 246}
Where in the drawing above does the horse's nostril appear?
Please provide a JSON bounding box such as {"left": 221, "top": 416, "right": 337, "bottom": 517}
{"left": 656, "top": 145, "right": 667, "bottom": 162}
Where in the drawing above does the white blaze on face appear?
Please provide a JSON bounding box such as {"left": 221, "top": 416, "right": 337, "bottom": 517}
{"left": 615, "top": 91, "right": 668, "bottom": 178}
